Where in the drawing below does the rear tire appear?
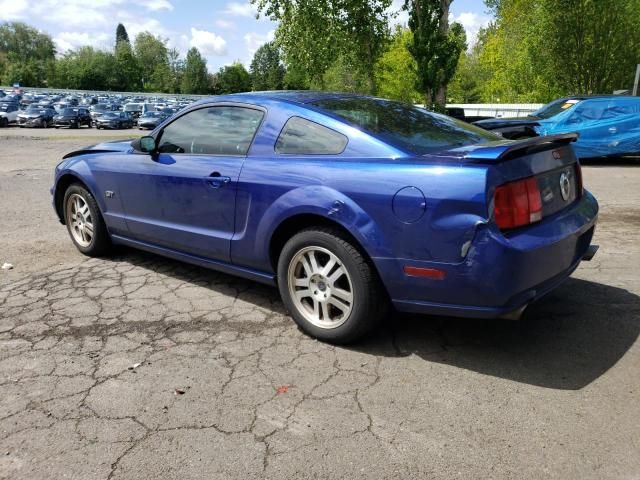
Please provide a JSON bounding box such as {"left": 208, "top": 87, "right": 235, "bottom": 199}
{"left": 277, "top": 227, "right": 386, "bottom": 344}
{"left": 63, "top": 184, "right": 112, "bottom": 257}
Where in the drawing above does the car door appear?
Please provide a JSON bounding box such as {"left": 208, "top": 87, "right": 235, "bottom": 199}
{"left": 116, "top": 104, "right": 265, "bottom": 262}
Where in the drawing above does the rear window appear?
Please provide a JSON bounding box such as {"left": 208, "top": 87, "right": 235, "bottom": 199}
{"left": 312, "top": 98, "right": 498, "bottom": 155}
{"left": 276, "top": 117, "right": 348, "bottom": 155}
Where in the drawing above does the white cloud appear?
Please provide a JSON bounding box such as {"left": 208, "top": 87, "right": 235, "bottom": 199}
{"left": 215, "top": 19, "right": 236, "bottom": 30}
{"left": 190, "top": 27, "right": 227, "bottom": 56}
{"left": 450, "top": 11, "right": 491, "bottom": 47}
{"left": 116, "top": 13, "right": 169, "bottom": 40}
{"left": 0, "top": 0, "right": 30, "bottom": 20}
{"left": 243, "top": 30, "right": 274, "bottom": 56}
{"left": 137, "top": 0, "right": 173, "bottom": 10}
{"left": 223, "top": 2, "right": 257, "bottom": 17}
{"left": 54, "top": 31, "right": 111, "bottom": 53}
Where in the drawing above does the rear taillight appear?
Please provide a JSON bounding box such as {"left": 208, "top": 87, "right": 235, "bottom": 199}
{"left": 493, "top": 176, "right": 543, "bottom": 230}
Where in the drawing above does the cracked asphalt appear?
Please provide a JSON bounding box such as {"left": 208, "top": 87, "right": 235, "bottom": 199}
{"left": 1, "top": 129, "right": 639, "bottom": 479}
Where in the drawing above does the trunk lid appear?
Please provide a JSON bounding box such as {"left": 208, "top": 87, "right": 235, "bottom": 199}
{"left": 450, "top": 134, "right": 582, "bottom": 228}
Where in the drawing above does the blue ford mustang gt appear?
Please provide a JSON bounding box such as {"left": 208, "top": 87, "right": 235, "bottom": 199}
{"left": 52, "top": 92, "right": 599, "bottom": 343}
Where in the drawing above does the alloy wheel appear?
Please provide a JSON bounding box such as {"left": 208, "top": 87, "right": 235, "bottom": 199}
{"left": 287, "top": 246, "right": 354, "bottom": 329}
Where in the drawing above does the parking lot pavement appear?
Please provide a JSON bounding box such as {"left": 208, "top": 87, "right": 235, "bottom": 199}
{"left": 1, "top": 130, "right": 639, "bottom": 479}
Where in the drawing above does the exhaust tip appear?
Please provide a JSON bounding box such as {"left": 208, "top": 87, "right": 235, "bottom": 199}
{"left": 501, "top": 305, "right": 527, "bottom": 321}
{"left": 582, "top": 244, "right": 599, "bottom": 261}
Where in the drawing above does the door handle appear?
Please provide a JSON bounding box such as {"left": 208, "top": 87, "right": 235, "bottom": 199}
{"left": 206, "top": 172, "right": 231, "bottom": 188}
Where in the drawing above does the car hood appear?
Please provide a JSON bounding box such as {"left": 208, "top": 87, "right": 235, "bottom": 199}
{"left": 20, "top": 112, "right": 45, "bottom": 118}
{"left": 473, "top": 116, "right": 540, "bottom": 129}
{"left": 62, "top": 140, "right": 135, "bottom": 159}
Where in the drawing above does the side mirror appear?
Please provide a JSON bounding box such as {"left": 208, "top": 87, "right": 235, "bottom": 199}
{"left": 135, "top": 136, "right": 157, "bottom": 154}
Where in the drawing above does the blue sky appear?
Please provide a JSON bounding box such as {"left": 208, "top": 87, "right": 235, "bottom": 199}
{"left": 0, "top": 0, "right": 492, "bottom": 72}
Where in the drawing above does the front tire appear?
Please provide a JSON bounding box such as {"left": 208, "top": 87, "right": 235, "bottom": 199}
{"left": 63, "top": 184, "right": 111, "bottom": 257}
{"left": 277, "top": 227, "right": 386, "bottom": 344}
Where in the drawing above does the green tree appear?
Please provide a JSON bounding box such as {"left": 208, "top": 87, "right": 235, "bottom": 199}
{"left": 113, "top": 40, "right": 141, "bottom": 91}
{"left": 252, "top": 0, "right": 391, "bottom": 93}
{"left": 374, "top": 26, "right": 421, "bottom": 103}
{"left": 167, "top": 47, "right": 185, "bottom": 93}
{"left": 447, "top": 40, "right": 486, "bottom": 103}
{"left": 404, "top": 0, "right": 466, "bottom": 108}
{"left": 116, "top": 23, "right": 130, "bottom": 46}
{"left": 322, "top": 53, "right": 370, "bottom": 93}
{"left": 216, "top": 62, "right": 252, "bottom": 93}
{"left": 0, "top": 22, "right": 55, "bottom": 86}
{"left": 181, "top": 47, "right": 209, "bottom": 94}
{"left": 134, "top": 32, "right": 171, "bottom": 92}
{"left": 51, "top": 47, "right": 116, "bottom": 90}
{"left": 282, "top": 62, "right": 309, "bottom": 90}
{"left": 249, "top": 42, "right": 285, "bottom": 91}
{"left": 540, "top": 0, "right": 640, "bottom": 94}
{"left": 476, "top": 1, "right": 557, "bottom": 102}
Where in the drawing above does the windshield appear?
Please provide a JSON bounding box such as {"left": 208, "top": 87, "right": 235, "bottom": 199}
{"left": 26, "top": 106, "right": 45, "bottom": 113}
{"left": 531, "top": 98, "right": 583, "bottom": 119}
{"left": 124, "top": 104, "right": 142, "bottom": 112}
{"left": 312, "top": 98, "right": 499, "bottom": 155}
{"left": 61, "top": 108, "right": 77, "bottom": 115}
{"left": 92, "top": 104, "right": 109, "bottom": 112}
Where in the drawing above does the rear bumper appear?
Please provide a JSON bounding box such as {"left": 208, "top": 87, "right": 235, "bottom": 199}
{"left": 376, "top": 191, "right": 599, "bottom": 318}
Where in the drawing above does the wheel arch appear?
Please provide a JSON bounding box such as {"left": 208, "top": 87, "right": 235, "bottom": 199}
{"left": 54, "top": 173, "right": 95, "bottom": 224}
{"left": 268, "top": 213, "right": 387, "bottom": 291}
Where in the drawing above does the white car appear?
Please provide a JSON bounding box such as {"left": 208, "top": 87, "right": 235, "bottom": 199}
{"left": 0, "top": 102, "right": 20, "bottom": 127}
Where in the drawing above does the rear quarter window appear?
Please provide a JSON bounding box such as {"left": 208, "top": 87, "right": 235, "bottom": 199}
{"left": 276, "top": 116, "right": 348, "bottom": 155}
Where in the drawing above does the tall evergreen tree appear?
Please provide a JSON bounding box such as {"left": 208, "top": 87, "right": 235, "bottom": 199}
{"left": 181, "top": 47, "right": 209, "bottom": 94}
{"left": 404, "top": 0, "right": 466, "bottom": 108}
{"left": 115, "top": 23, "right": 130, "bottom": 46}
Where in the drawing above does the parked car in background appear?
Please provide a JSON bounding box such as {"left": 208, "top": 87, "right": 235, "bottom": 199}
{"left": 474, "top": 95, "right": 640, "bottom": 159}
{"left": 89, "top": 103, "right": 115, "bottom": 124}
{"left": 123, "top": 103, "right": 144, "bottom": 119}
{"left": 0, "top": 101, "right": 20, "bottom": 127}
{"left": 51, "top": 92, "right": 598, "bottom": 343}
{"left": 54, "top": 108, "right": 93, "bottom": 129}
{"left": 444, "top": 107, "right": 493, "bottom": 123}
{"left": 17, "top": 106, "right": 56, "bottom": 128}
{"left": 137, "top": 111, "right": 169, "bottom": 130}
{"left": 95, "top": 111, "right": 134, "bottom": 129}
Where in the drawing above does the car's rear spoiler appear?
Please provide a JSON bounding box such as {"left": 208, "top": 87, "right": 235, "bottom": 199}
{"left": 456, "top": 133, "right": 579, "bottom": 163}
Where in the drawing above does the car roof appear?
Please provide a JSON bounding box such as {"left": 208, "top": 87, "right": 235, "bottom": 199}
{"left": 564, "top": 94, "right": 640, "bottom": 101}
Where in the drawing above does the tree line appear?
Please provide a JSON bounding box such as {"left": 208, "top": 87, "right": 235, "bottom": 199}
{"left": 1, "top": 0, "right": 639, "bottom": 104}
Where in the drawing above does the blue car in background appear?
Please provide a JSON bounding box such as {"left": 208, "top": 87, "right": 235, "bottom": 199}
{"left": 475, "top": 95, "right": 640, "bottom": 159}
{"left": 51, "top": 92, "right": 599, "bottom": 343}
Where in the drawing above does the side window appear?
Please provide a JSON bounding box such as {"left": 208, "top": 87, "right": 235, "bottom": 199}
{"left": 276, "top": 116, "right": 348, "bottom": 155}
{"left": 158, "top": 106, "right": 264, "bottom": 156}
